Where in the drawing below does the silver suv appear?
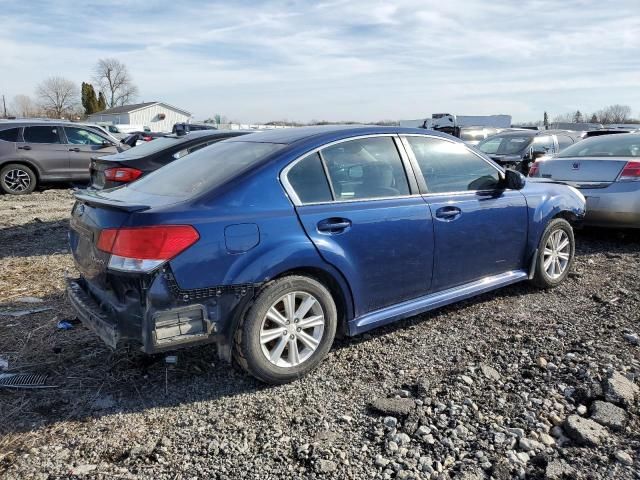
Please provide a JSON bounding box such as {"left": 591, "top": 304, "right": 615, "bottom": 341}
{"left": 0, "top": 120, "right": 126, "bottom": 194}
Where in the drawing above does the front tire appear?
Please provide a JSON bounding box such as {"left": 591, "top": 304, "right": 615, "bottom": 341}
{"left": 0, "top": 163, "right": 37, "bottom": 195}
{"left": 233, "top": 275, "right": 337, "bottom": 384}
{"left": 531, "top": 218, "right": 575, "bottom": 288}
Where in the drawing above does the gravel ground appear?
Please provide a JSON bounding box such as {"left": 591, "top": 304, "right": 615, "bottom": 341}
{"left": 0, "top": 189, "right": 639, "bottom": 480}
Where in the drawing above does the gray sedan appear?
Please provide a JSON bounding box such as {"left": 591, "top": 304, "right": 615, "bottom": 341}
{"left": 529, "top": 133, "right": 640, "bottom": 228}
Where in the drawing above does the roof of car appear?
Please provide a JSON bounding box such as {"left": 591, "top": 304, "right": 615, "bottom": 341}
{"left": 227, "top": 125, "right": 458, "bottom": 145}
{"left": 488, "top": 129, "right": 581, "bottom": 138}
{"left": 0, "top": 119, "right": 81, "bottom": 127}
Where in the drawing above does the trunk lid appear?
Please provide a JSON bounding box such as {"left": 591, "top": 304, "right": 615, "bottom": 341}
{"left": 536, "top": 157, "right": 628, "bottom": 184}
{"left": 90, "top": 152, "right": 145, "bottom": 189}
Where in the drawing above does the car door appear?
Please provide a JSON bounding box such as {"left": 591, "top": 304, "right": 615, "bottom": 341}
{"left": 402, "top": 135, "right": 528, "bottom": 292}
{"left": 17, "top": 125, "right": 69, "bottom": 179}
{"left": 63, "top": 126, "right": 119, "bottom": 180}
{"left": 284, "top": 135, "right": 434, "bottom": 317}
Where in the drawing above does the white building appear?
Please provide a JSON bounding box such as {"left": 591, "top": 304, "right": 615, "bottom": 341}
{"left": 87, "top": 102, "right": 191, "bottom": 133}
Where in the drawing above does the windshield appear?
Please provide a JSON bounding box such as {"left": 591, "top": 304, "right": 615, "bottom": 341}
{"left": 557, "top": 134, "right": 640, "bottom": 157}
{"left": 477, "top": 135, "right": 532, "bottom": 155}
{"left": 128, "top": 141, "right": 285, "bottom": 198}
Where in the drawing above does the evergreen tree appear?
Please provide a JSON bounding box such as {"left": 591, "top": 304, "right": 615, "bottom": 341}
{"left": 543, "top": 111, "right": 549, "bottom": 130}
{"left": 81, "top": 82, "right": 100, "bottom": 115}
{"left": 573, "top": 110, "right": 583, "bottom": 123}
{"left": 590, "top": 113, "right": 598, "bottom": 123}
{"left": 97, "top": 91, "right": 107, "bottom": 111}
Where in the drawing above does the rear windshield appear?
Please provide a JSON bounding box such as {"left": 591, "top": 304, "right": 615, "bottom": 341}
{"left": 460, "top": 130, "right": 486, "bottom": 142}
{"left": 477, "top": 135, "right": 532, "bottom": 155}
{"left": 118, "top": 136, "right": 183, "bottom": 157}
{"left": 557, "top": 134, "right": 640, "bottom": 157}
{"left": 128, "top": 141, "right": 285, "bottom": 197}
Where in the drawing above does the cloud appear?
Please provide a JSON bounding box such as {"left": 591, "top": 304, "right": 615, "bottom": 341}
{"left": 0, "top": 0, "right": 638, "bottom": 122}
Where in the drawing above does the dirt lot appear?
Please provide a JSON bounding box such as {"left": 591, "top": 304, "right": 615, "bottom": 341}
{"left": 0, "top": 189, "right": 638, "bottom": 480}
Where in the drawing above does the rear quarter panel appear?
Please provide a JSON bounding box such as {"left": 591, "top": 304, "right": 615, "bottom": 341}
{"left": 126, "top": 158, "right": 343, "bottom": 288}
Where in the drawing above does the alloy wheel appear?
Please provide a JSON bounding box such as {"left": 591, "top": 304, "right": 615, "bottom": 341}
{"left": 543, "top": 229, "right": 570, "bottom": 279}
{"left": 259, "top": 291, "right": 325, "bottom": 368}
{"left": 3, "top": 168, "right": 31, "bottom": 192}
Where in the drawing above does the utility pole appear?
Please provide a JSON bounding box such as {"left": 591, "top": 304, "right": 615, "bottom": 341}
{"left": 2, "top": 95, "right": 7, "bottom": 118}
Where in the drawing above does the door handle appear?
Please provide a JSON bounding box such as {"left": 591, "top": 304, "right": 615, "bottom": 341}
{"left": 17, "top": 145, "right": 31, "bottom": 150}
{"left": 435, "top": 206, "right": 462, "bottom": 221}
{"left": 317, "top": 217, "right": 352, "bottom": 234}
{"left": 69, "top": 147, "right": 80, "bottom": 152}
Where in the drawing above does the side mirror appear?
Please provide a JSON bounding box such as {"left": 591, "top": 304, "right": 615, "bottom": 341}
{"left": 101, "top": 140, "right": 114, "bottom": 148}
{"left": 504, "top": 169, "right": 526, "bottom": 190}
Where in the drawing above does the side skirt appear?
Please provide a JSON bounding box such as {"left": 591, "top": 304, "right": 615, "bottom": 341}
{"left": 348, "top": 270, "right": 528, "bottom": 336}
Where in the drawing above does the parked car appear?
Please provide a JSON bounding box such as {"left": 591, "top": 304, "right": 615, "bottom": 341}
{"left": 476, "top": 130, "right": 584, "bottom": 174}
{"left": 121, "top": 131, "right": 166, "bottom": 147}
{"left": 97, "top": 124, "right": 148, "bottom": 140}
{"left": 529, "top": 133, "right": 640, "bottom": 228}
{"left": 86, "top": 124, "right": 126, "bottom": 145}
{"left": 0, "top": 120, "right": 126, "bottom": 194}
{"left": 67, "top": 126, "right": 585, "bottom": 384}
{"left": 583, "top": 128, "right": 638, "bottom": 138}
{"left": 90, "top": 130, "right": 252, "bottom": 189}
{"left": 172, "top": 122, "right": 217, "bottom": 135}
{"left": 459, "top": 126, "right": 501, "bottom": 145}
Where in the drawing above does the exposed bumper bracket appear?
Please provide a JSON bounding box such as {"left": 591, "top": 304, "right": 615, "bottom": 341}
{"left": 66, "top": 278, "right": 120, "bottom": 349}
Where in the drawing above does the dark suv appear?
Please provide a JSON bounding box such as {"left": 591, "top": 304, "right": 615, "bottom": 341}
{"left": 0, "top": 120, "right": 125, "bottom": 194}
{"left": 476, "top": 129, "right": 584, "bottom": 174}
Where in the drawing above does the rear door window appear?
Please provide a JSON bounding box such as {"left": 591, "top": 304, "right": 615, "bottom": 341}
{"left": 286, "top": 153, "right": 332, "bottom": 203}
{"left": 0, "top": 127, "right": 21, "bottom": 142}
{"left": 321, "top": 137, "right": 410, "bottom": 201}
{"left": 23, "top": 126, "right": 61, "bottom": 144}
{"left": 406, "top": 136, "right": 501, "bottom": 193}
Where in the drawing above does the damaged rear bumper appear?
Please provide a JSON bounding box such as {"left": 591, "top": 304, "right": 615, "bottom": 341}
{"left": 66, "top": 272, "right": 254, "bottom": 358}
{"left": 66, "top": 277, "right": 221, "bottom": 354}
{"left": 67, "top": 278, "right": 120, "bottom": 349}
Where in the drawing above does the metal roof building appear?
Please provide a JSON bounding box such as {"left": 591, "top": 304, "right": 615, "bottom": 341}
{"left": 87, "top": 102, "right": 191, "bottom": 132}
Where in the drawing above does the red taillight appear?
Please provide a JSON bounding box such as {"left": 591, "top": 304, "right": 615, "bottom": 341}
{"left": 104, "top": 167, "right": 143, "bottom": 183}
{"left": 618, "top": 161, "right": 640, "bottom": 181}
{"left": 528, "top": 162, "right": 540, "bottom": 177}
{"left": 97, "top": 225, "right": 199, "bottom": 260}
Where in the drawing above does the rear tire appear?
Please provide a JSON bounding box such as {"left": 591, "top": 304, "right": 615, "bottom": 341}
{"left": 531, "top": 218, "right": 575, "bottom": 289}
{"left": 0, "top": 163, "right": 37, "bottom": 195}
{"left": 233, "top": 275, "right": 337, "bottom": 384}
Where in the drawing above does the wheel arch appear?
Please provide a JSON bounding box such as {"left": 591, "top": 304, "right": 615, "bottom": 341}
{"left": 552, "top": 209, "right": 580, "bottom": 224}
{"left": 0, "top": 159, "right": 42, "bottom": 181}
{"left": 269, "top": 266, "right": 354, "bottom": 337}
{"left": 223, "top": 262, "right": 354, "bottom": 358}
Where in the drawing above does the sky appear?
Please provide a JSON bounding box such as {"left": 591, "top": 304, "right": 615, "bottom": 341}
{"left": 0, "top": 0, "right": 639, "bottom": 123}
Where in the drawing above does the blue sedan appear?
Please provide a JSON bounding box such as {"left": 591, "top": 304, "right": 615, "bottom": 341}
{"left": 67, "top": 126, "right": 585, "bottom": 384}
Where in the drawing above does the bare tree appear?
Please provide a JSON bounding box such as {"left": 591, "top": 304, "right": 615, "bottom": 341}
{"left": 605, "top": 104, "right": 632, "bottom": 123}
{"left": 593, "top": 104, "right": 633, "bottom": 124}
{"left": 552, "top": 112, "right": 575, "bottom": 123}
{"left": 11, "top": 94, "right": 38, "bottom": 117}
{"left": 93, "top": 58, "right": 139, "bottom": 108}
{"left": 36, "top": 76, "right": 78, "bottom": 118}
